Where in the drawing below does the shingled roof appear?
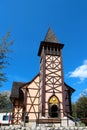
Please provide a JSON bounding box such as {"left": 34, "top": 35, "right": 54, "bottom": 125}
{"left": 44, "top": 28, "right": 59, "bottom": 43}
{"left": 10, "top": 74, "right": 39, "bottom": 99}
{"left": 38, "top": 28, "right": 64, "bottom": 56}
{"left": 64, "top": 82, "right": 75, "bottom": 95}
{"left": 10, "top": 82, "right": 26, "bottom": 99}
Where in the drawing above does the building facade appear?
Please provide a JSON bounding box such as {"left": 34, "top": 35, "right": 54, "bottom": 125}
{"left": 10, "top": 28, "right": 75, "bottom": 127}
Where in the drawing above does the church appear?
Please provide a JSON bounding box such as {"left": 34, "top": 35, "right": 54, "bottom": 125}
{"left": 10, "top": 28, "right": 75, "bottom": 127}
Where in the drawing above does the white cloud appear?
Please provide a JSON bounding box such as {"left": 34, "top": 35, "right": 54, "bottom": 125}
{"left": 69, "top": 60, "right": 87, "bottom": 81}
{"left": 72, "top": 88, "right": 87, "bottom": 102}
{"left": 79, "top": 88, "right": 87, "bottom": 97}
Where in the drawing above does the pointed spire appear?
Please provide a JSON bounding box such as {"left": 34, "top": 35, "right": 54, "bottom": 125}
{"left": 44, "top": 28, "right": 59, "bottom": 43}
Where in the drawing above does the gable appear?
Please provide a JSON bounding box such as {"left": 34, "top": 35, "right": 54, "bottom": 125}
{"left": 10, "top": 74, "right": 39, "bottom": 99}
{"left": 10, "top": 82, "right": 26, "bottom": 99}
{"left": 10, "top": 74, "right": 75, "bottom": 100}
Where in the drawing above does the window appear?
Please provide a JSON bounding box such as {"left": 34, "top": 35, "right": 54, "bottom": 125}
{"left": 3, "top": 115, "right": 8, "bottom": 121}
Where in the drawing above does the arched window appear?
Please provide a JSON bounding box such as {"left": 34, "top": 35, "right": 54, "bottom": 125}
{"left": 49, "top": 95, "right": 60, "bottom": 118}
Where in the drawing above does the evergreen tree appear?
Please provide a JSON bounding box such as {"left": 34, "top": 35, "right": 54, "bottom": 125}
{"left": 72, "top": 95, "right": 87, "bottom": 119}
{"left": 72, "top": 102, "right": 77, "bottom": 118}
{"left": 0, "top": 91, "right": 12, "bottom": 112}
{"left": 76, "top": 95, "right": 87, "bottom": 118}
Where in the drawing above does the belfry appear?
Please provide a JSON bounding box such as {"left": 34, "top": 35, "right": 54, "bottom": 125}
{"left": 10, "top": 28, "right": 75, "bottom": 127}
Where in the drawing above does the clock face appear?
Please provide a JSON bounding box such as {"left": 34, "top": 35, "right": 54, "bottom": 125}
{"left": 49, "top": 96, "right": 59, "bottom": 104}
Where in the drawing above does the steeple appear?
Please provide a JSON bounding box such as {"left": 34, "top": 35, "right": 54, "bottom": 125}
{"left": 38, "top": 28, "right": 64, "bottom": 56}
{"left": 38, "top": 28, "right": 65, "bottom": 118}
{"left": 44, "top": 28, "right": 59, "bottom": 43}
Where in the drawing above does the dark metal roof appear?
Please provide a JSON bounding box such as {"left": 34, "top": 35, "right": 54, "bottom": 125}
{"left": 10, "top": 74, "right": 39, "bottom": 99}
{"left": 10, "top": 82, "right": 26, "bottom": 99}
{"left": 64, "top": 82, "right": 75, "bottom": 95}
{"left": 38, "top": 28, "right": 64, "bottom": 56}
{"left": 38, "top": 41, "right": 64, "bottom": 56}
{"left": 44, "top": 28, "right": 59, "bottom": 43}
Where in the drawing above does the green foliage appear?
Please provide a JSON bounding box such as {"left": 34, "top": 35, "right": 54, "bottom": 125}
{"left": 0, "top": 32, "right": 13, "bottom": 86}
{"left": 0, "top": 91, "right": 12, "bottom": 112}
{"left": 72, "top": 102, "right": 77, "bottom": 118}
{"left": 72, "top": 95, "right": 87, "bottom": 119}
{"left": 76, "top": 95, "right": 87, "bottom": 118}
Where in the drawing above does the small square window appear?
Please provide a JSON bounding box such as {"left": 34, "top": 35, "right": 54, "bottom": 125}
{"left": 3, "top": 115, "right": 8, "bottom": 121}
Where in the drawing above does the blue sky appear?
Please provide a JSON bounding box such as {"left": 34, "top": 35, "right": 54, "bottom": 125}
{"left": 0, "top": 0, "right": 87, "bottom": 102}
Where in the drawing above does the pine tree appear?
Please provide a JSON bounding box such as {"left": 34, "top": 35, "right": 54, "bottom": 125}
{"left": 72, "top": 95, "right": 87, "bottom": 118}
{"left": 76, "top": 95, "right": 87, "bottom": 118}
{"left": 0, "top": 91, "right": 12, "bottom": 112}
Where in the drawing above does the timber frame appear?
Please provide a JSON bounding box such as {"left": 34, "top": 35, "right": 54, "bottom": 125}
{"left": 10, "top": 28, "right": 75, "bottom": 125}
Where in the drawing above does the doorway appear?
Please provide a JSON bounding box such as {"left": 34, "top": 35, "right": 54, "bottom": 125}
{"left": 49, "top": 95, "right": 59, "bottom": 118}
{"left": 50, "top": 104, "right": 58, "bottom": 117}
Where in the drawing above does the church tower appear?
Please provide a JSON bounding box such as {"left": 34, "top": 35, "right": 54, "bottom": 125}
{"left": 38, "top": 28, "right": 65, "bottom": 120}
{"left": 10, "top": 28, "right": 75, "bottom": 127}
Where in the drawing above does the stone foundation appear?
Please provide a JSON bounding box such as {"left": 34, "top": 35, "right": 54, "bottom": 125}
{"left": 0, "top": 125, "right": 87, "bottom": 130}
{"left": 61, "top": 116, "right": 75, "bottom": 127}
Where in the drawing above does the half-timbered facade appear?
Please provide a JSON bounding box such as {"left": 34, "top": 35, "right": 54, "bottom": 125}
{"left": 10, "top": 28, "right": 75, "bottom": 126}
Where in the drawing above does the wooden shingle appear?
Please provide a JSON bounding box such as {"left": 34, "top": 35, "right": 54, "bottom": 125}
{"left": 10, "top": 82, "right": 26, "bottom": 99}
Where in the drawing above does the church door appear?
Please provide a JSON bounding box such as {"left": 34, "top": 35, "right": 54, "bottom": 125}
{"left": 49, "top": 95, "right": 59, "bottom": 118}
{"left": 50, "top": 104, "right": 58, "bottom": 117}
